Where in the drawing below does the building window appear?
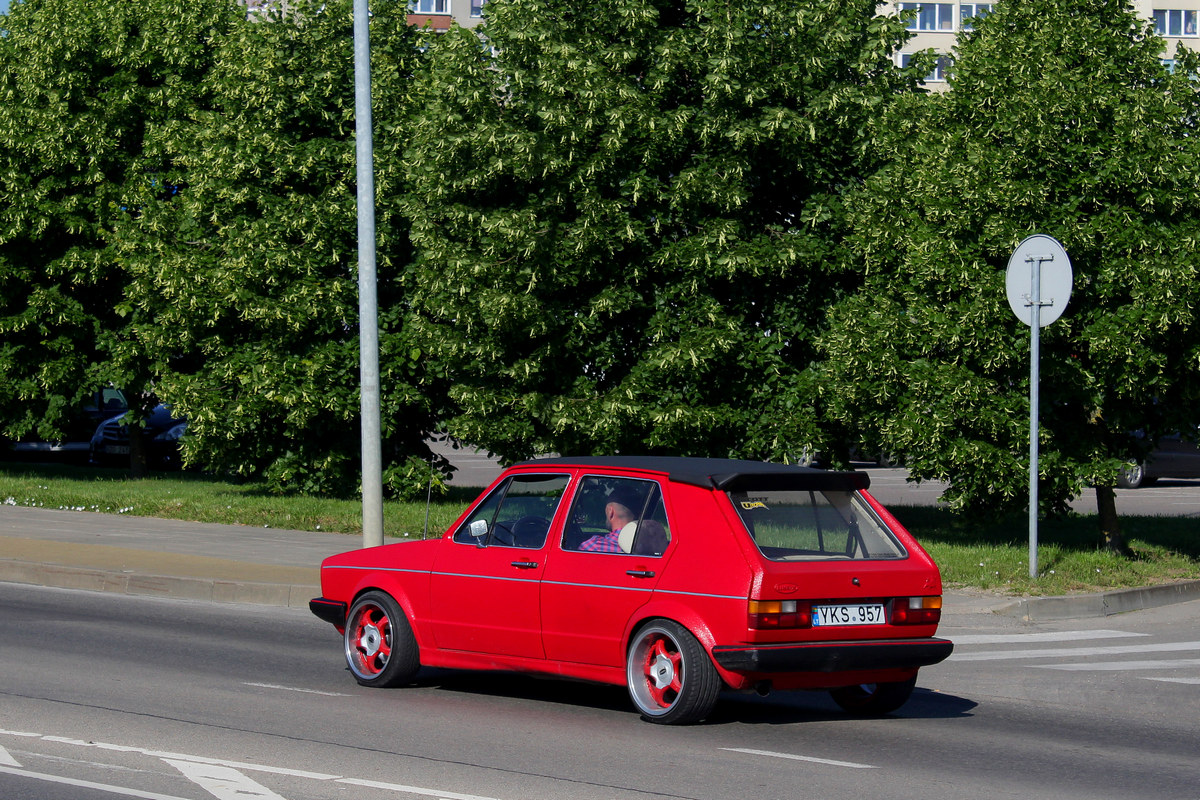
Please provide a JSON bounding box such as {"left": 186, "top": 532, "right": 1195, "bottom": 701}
{"left": 412, "top": 0, "right": 450, "bottom": 14}
{"left": 901, "top": 52, "right": 952, "bottom": 83}
{"left": 900, "top": 3, "right": 955, "bottom": 31}
{"left": 1155, "top": 9, "right": 1199, "bottom": 37}
{"left": 960, "top": 3, "right": 991, "bottom": 30}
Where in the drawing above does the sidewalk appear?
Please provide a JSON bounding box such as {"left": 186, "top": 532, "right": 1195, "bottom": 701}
{"left": 2, "top": 505, "right": 1198, "bottom": 621}
{"left": 0, "top": 505, "right": 346, "bottom": 609}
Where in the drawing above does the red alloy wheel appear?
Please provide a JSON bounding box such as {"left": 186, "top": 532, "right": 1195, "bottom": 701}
{"left": 625, "top": 620, "right": 721, "bottom": 724}
{"left": 348, "top": 601, "right": 393, "bottom": 678}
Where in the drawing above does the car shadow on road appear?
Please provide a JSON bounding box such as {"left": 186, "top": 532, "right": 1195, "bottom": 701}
{"left": 409, "top": 669, "right": 635, "bottom": 713}
{"left": 706, "top": 686, "right": 976, "bottom": 725}
{"left": 406, "top": 670, "right": 977, "bottom": 725}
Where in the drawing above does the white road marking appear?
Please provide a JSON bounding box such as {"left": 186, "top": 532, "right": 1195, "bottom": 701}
{"left": 339, "top": 777, "right": 505, "bottom": 799}
{"left": 0, "top": 764, "right": 192, "bottom": 800}
{"left": 0, "top": 727, "right": 508, "bottom": 800}
{"left": 0, "top": 744, "right": 21, "bottom": 767}
{"left": 1035, "top": 658, "right": 1200, "bottom": 671}
{"left": 243, "top": 682, "right": 351, "bottom": 696}
{"left": 1143, "top": 677, "right": 1200, "bottom": 684}
{"left": 721, "top": 747, "right": 877, "bottom": 769}
{"left": 950, "top": 641, "right": 1200, "bottom": 661}
{"left": 164, "top": 759, "right": 288, "bottom": 800}
{"left": 949, "top": 630, "right": 1145, "bottom": 646}
{"left": 43, "top": 737, "right": 338, "bottom": 780}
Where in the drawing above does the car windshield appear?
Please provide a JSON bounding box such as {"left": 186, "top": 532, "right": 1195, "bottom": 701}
{"left": 727, "top": 488, "right": 906, "bottom": 561}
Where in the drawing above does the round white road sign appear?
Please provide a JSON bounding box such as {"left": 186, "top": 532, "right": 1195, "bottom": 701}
{"left": 1005, "top": 234, "right": 1072, "bottom": 327}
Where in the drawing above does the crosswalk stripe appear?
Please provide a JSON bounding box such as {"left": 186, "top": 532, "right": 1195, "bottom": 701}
{"left": 950, "top": 641, "right": 1200, "bottom": 662}
{"left": 949, "top": 630, "right": 1145, "bottom": 646}
{"left": 1035, "top": 658, "right": 1200, "bottom": 671}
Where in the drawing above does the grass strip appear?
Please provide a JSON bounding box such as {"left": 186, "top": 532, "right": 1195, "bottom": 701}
{"left": 2, "top": 462, "right": 1197, "bottom": 596}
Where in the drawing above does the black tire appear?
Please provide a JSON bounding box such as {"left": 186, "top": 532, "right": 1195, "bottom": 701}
{"left": 1117, "top": 463, "right": 1145, "bottom": 489}
{"left": 830, "top": 675, "right": 917, "bottom": 715}
{"left": 626, "top": 620, "right": 721, "bottom": 724}
{"left": 1117, "top": 463, "right": 1158, "bottom": 489}
{"left": 344, "top": 591, "right": 419, "bottom": 688}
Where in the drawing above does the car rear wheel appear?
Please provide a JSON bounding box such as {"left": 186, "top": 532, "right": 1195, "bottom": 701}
{"left": 829, "top": 675, "right": 917, "bottom": 715}
{"left": 345, "top": 591, "right": 419, "bottom": 688}
{"left": 626, "top": 620, "right": 721, "bottom": 725}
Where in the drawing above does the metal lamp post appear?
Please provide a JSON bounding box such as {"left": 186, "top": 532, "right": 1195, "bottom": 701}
{"left": 353, "top": 0, "right": 384, "bottom": 549}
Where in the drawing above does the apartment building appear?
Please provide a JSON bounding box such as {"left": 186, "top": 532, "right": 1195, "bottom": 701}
{"left": 407, "top": 0, "right": 484, "bottom": 30}
{"left": 898, "top": 1, "right": 1200, "bottom": 83}
{"left": 239, "top": 1, "right": 1199, "bottom": 63}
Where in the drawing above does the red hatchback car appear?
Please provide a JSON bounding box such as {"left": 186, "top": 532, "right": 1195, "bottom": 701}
{"left": 310, "top": 456, "right": 952, "bottom": 724}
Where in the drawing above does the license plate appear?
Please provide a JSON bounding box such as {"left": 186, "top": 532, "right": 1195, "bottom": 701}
{"left": 812, "top": 603, "right": 885, "bottom": 627}
{"left": 105, "top": 445, "right": 130, "bottom": 455}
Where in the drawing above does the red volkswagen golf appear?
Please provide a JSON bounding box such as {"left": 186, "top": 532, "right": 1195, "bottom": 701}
{"left": 310, "top": 456, "right": 952, "bottom": 724}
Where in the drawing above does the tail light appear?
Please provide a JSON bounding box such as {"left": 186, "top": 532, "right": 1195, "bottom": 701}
{"left": 892, "top": 596, "right": 942, "bottom": 625}
{"left": 748, "top": 599, "right": 812, "bottom": 630}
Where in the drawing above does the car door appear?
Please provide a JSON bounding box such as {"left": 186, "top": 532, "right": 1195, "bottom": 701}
{"left": 429, "top": 472, "right": 570, "bottom": 659}
{"left": 1151, "top": 429, "right": 1200, "bottom": 478}
{"left": 540, "top": 475, "right": 672, "bottom": 667}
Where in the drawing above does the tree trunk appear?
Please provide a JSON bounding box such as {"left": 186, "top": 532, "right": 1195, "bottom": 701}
{"left": 127, "top": 424, "right": 148, "bottom": 480}
{"left": 1095, "top": 485, "right": 1129, "bottom": 555}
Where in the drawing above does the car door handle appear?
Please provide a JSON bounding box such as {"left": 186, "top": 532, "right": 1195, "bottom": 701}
{"left": 626, "top": 570, "right": 655, "bottom": 578}
{"left": 511, "top": 561, "right": 539, "bottom": 569}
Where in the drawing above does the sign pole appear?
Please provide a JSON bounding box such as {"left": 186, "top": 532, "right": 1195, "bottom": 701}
{"left": 1027, "top": 255, "right": 1042, "bottom": 579}
{"left": 1005, "top": 235, "right": 1073, "bottom": 580}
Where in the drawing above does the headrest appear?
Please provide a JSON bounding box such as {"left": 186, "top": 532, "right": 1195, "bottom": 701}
{"left": 617, "top": 521, "right": 639, "bottom": 553}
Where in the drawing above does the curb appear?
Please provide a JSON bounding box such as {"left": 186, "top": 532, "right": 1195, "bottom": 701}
{"left": 992, "top": 580, "right": 1200, "bottom": 621}
{"left": 3, "top": 548, "right": 1198, "bottom": 619}
{"left": 0, "top": 560, "right": 317, "bottom": 609}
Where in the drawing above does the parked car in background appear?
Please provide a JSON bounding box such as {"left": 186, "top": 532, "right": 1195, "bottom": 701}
{"left": 89, "top": 404, "right": 187, "bottom": 469}
{"left": 311, "top": 456, "right": 952, "bottom": 724}
{"left": 4, "top": 387, "right": 129, "bottom": 462}
{"left": 1118, "top": 428, "right": 1200, "bottom": 488}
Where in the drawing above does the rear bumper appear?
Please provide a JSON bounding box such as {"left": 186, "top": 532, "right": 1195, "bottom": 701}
{"left": 711, "top": 637, "right": 953, "bottom": 674}
{"left": 309, "top": 597, "right": 347, "bottom": 628}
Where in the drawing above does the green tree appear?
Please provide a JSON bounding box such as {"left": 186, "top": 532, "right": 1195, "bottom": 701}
{"left": 402, "top": 0, "right": 924, "bottom": 462}
{"left": 122, "top": 0, "right": 444, "bottom": 496}
{"left": 0, "top": 0, "right": 241, "bottom": 473}
{"left": 820, "top": 0, "right": 1200, "bottom": 552}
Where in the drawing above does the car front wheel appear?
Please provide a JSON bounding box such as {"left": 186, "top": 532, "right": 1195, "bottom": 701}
{"left": 344, "top": 591, "right": 419, "bottom": 688}
{"left": 626, "top": 620, "right": 721, "bottom": 725}
{"left": 829, "top": 675, "right": 917, "bottom": 715}
{"left": 1117, "top": 463, "right": 1156, "bottom": 489}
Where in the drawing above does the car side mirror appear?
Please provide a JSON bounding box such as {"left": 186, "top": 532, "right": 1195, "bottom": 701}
{"left": 468, "top": 520, "right": 489, "bottom": 543}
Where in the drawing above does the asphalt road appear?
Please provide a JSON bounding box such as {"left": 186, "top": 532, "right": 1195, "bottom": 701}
{"left": 2, "top": 583, "right": 1197, "bottom": 800}
{"left": 429, "top": 441, "right": 1200, "bottom": 518}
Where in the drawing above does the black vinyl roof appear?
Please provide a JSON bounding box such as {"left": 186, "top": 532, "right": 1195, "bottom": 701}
{"left": 513, "top": 456, "right": 870, "bottom": 492}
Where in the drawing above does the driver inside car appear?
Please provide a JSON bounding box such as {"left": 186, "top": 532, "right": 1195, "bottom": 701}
{"left": 578, "top": 486, "right": 641, "bottom": 553}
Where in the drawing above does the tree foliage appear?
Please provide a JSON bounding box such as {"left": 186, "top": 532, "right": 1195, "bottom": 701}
{"left": 403, "top": 0, "right": 924, "bottom": 462}
{"left": 820, "top": 0, "right": 1200, "bottom": 534}
{"left": 120, "top": 0, "right": 445, "bottom": 496}
{"left": 0, "top": 0, "right": 240, "bottom": 460}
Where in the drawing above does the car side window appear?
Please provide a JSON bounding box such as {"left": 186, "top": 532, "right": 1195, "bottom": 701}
{"left": 561, "top": 476, "right": 671, "bottom": 556}
{"left": 451, "top": 473, "right": 569, "bottom": 549}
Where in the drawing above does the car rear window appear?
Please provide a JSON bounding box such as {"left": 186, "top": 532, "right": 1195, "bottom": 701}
{"left": 727, "top": 488, "right": 906, "bottom": 561}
